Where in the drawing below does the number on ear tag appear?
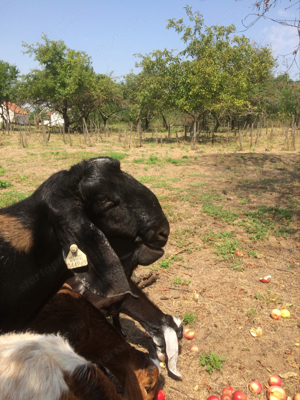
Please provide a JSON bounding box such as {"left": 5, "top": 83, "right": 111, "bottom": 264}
{"left": 66, "top": 244, "right": 88, "bottom": 269}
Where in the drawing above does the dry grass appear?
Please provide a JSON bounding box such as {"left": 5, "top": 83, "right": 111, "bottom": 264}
{"left": 0, "top": 128, "right": 299, "bottom": 400}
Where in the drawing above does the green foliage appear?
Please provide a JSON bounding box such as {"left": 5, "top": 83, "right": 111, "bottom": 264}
{"left": 199, "top": 352, "right": 226, "bottom": 374}
{"left": 0, "top": 191, "right": 28, "bottom": 207}
{"left": 173, "top": 276, "right": 182, "bottom": 285}
{"left": 158, "top": 259, "right": 170, "bottom": 270}
{"left": 239, "top": 205, "right": 293, "bottom": 240}
{"left": 202, "top": 204, "right": 238, "bottom": 223}
{"left": 214, "top": 239, "right": 240, "bottom": 258}
{"left": 0, "top": 180, "right": 12, "bottom": 189}
{"left": 0, "top": 60, "right": 19, "bottom": 105}
{"left": 183, "top": 313, "right": 196, "bottom": 324}
{"left": 19, "top": 35, "right": 96, "bottom": 130}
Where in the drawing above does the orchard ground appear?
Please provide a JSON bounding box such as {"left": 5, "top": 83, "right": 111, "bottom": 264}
{"left": 0, "top": 128, "right": 299, "bottom": 400}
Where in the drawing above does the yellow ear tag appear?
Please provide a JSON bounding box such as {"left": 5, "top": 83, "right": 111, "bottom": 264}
{"left": 66, "top": 244, "right": 88, "bottom": 269}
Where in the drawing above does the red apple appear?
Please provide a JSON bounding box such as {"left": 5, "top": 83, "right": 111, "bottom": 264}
{"left": 249, "top": 381, "right": 262, "bottom": 394}
{"left": 267, "top": 386, "right": 286, "bottom": 400}
{"left": 232, "top": 391, "right": 247, "bottom": 400}
{"left": 236, "top": 251, "right": 243, "bottom": 257}
{"left": 207, "top": 396, "right": 220, "bottom": 400}
{"left": 190, "top": 345, "right": 199, "bottom": 352}
{"left": 269, "top": 375, "right": 282, "bottom": 387}
{"left": 155, "top": 389, "right": 165, "bottom": 400}
{"left": 293, "top": 394, "right": 300, "bottom": 400}
{"left": 271, "top": 309, "right": 282, "bottom": 320}
{"left": 260, "top": 275, "right": 271, "bottom": 283}
{"left": 223, "top": 386, "right": 235, "bottom": 396}
{"left": 184, "top": 328, "right": 195, "bottom": 340}
{"left": 222, "top": 394, "right": 232, "bottom": 400}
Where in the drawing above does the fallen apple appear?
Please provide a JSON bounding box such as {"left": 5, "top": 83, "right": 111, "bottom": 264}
{"left": 221, "top": 393, "right": 232, "bottom": 400}
{"left": 184, "top": 328, "right": 195, "bottom": 340}
{"left": 293, "top": 394, "right": 300, "bottom": 400}
{"left": 223, "top": 386, "right": 235, "bottom": 396}
{"left": 267, "top": 386, "right": 286, "bottom": 400}
{"left": 190, "top": 345, "right": 199, "bottom": 352}
{"left": 236, "top": 251, "right": 243, "bottom": 257}
{"left": 271, "top": 309, "right": 282, "bottom": 320}
{"left": 269, "top": 375, "right": 282, "bottom": 387}
{"left": 155, "top": 389, "right": 165, "bottom": 400}
{"left": 260, "top": 275, "right": 271, "bottom": 283}
{"left": 249, "top": 381, "right": 262, "bottom": 394}
{"left": 232, "top": 391, "right": 247, "bottom": 400}
{"left": 207, "top": 396, "right": 220, "bottom": 400}
{"left": 280, "top": 309, "right": 290, "bottom": 318}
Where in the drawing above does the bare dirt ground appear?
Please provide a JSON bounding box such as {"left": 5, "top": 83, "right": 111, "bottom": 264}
{"left": 0, "top": 129, "right": 299, "bottom": 400}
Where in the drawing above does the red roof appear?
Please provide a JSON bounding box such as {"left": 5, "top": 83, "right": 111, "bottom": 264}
{"left": 3, "top": 102, "right": 28, "bottom": 115}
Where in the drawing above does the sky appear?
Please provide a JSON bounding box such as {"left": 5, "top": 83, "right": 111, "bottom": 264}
{"left": 1, "top": 0, "right": 299, "bottom": 80}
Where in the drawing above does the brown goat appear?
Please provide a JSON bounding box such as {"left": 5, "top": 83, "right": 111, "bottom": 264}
{"left": 28, "top": 285, "right": 159, "bottom": 400}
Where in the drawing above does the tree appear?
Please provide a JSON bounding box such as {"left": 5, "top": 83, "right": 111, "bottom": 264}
{"left": 134, "top": 49, "right": 182, "bottom": 131}
{"left": 166, "top": 6, "right": 275, "bottom": 131}
{"left": 19, "top": 36, "right": 96, "bottom": 131}
{"left": 91, "top": 74, "right": 124, "bottom": 128}
{"left": 0, "top": 61, "right": 19, "bottom": 127}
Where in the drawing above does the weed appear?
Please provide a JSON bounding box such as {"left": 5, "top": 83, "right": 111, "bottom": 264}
{"left": 199, "top": 352, "right": 226, "bottom": 374}
{"left": 0, "top": 191, "right": 28, "bottom": 207}
{"left": 138, "top": 176, "right": 157, "bottom": 183}
{"left": 247, "top": 249, "right": 257, "bottom": 257}
{"left": 183, "top": 313, "right": 196, "bottom": 324}
{"left": 214, "top": 240, "right": 240, "bottom": 259}
{"left": 0, "top": 180, "right": 12, "bottom": 189}
{"left": 203, "top": 204, "right": 238, "bottom": 224}
{"left": 246, "top": 308, "right": 258, "bottom": 318}
{"left": 255, "top": 293, "right": 265, "bottom": 301}
{"left": 173, "top": 277, "right": 182, "bottom": 285}
{"left": 184, "top": 279, "right": 191, "bottom": 285}
{"left": 159, "top": 259, "right": 170, "bottom": 270}
{"left": 189, "top": 183, "right": 210, "bottom": 188}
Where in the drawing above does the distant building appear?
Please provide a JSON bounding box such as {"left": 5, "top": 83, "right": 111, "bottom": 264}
{"left": 0, "top": 102, "right": 29, "bottom": 125}
{"left": 44, "top": 111, "right": 64, "bottom": 127}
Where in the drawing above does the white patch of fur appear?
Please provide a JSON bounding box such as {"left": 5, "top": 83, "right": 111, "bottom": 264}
{"left": 172, "top": 315, "right": 182, "bottom": 328}
{"left": 0, "top": 332, "right": 89, "bottom": 400}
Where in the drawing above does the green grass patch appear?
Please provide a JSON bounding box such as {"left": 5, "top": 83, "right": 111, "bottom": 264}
{"left": 202, "top": 204, "right": 238, "bottom": 223}
{"left": 173, "top": 276, "right": 182, "bottom": 285}
{"left": 0, "top": 180, "right": 12, "bottom": 189}
{"left": 214, "top": 239, "right": 240, "bottom": 259}
{"left": 138, "top": 176, "right": 157, "bottom": 184}
{"left": 189, "top": 183, "right": 210, "bottom": 188}
{"left": 200, "top": 352, "right": 226, "bottom": 375}
{"left": 0, "top": 191, "right": 29, "bottom": 207}
{"left": 239, "top": 205, "right": 293, "bottom": 240}
{"left": 183, "top": 313, "right": 196, "bottom": 324}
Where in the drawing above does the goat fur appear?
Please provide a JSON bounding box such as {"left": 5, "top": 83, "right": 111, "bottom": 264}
{"left": 28, "top": 284, "right": 159, "bottom": 400}
{"left": 0, "top": 332, "right": 123, "bottom": 400}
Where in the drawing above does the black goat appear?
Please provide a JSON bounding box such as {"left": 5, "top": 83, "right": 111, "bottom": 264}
{"left": 0, "top": 157, "right": 169, "bottom": 332}
{"left": 68, "top": 276, "right": 183, "bottom": 378}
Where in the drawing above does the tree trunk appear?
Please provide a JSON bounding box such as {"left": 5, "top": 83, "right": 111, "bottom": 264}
{"left": 161, "top": 113, "right": 169, "bottom": 130}
{"left": 62, "top": 101, "right": 70, "bottom": 133}
{"left": 213, "top": 115, "right": 220, "bottom": 133}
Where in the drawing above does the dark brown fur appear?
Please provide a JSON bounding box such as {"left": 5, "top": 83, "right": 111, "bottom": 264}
{"left": 29, "top": 285, "right": 159, "bottom": 400}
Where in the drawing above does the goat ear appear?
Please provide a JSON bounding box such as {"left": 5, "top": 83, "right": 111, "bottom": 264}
{"left": 163, "top": 327, "right": 182, "bottom": 379}
{"left": 49, "top": 204, "right": 135, "bottom": 298}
